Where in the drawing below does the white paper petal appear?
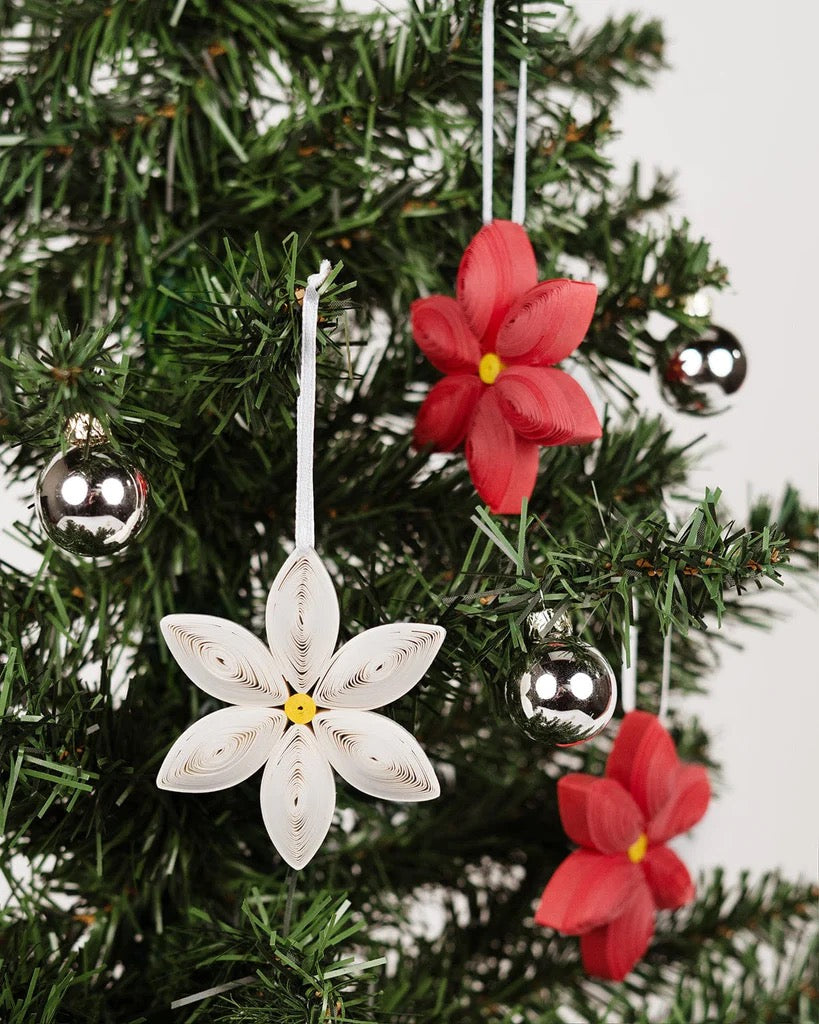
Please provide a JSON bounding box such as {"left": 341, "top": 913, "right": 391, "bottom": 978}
{"left": 313, "top": 709, "right": 440, "bottom": 803}
{"left": 161, "top": 615, "right": 288, "bottom": 706}
{"left": 157, "top": 707, "right": 286, "bottom": 792}
{"left": 313, "top": 623, "right": 445, "bottom": 710}
{"left": 260, "top": 725, "right": 336, "bottom": 870}
{"left": 266, "top": 548, "right": 339, "bottom": 693}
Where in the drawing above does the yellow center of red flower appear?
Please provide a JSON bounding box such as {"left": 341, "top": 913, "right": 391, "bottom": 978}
{"left": 284, "top": 693, "right": 317, "bottom": 724}
{"left": 478, "top": 352, "right": 505, "bottom": 385}
{"left": 627, "top": 832, "right": 648, "bottom": 864}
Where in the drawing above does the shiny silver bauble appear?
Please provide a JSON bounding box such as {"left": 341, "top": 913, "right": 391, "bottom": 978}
{"left": 506, "top": 631, "right": 617, "bottom": 747}
{"left": 36, "top": 445, "right": 149, "bottom": 556}
{"left": 660, "top": 325, "right": 747, "bottom": 415}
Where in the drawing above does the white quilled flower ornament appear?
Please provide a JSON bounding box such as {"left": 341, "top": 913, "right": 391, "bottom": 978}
{"left": 157, "top": 548, "right": 444, "bottom": 869}
{"left": 157, "top": 262, "right": 446, "bottom": 869}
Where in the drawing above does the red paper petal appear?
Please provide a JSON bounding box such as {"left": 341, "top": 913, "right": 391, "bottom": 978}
{"left": 414, "top": 375, "right": 484, "bottom": 452}
{"left": 411, "top": 296, "right": 482, "bottom": 374}
{"left": 558, "top": 774, "right": 645, "bottom": 855}
{"left": 494, "top": 366, "right": 602, "bottom": 446}
{"left": 605, "top": 711, "right": 680, "bottom": 821}
{"left": 647, "top": 764, "right": 711, "bottom": 845}
{"left": 496, "top": 279, "right": 598, "bottom": 366}
{"left": 465, "top": 390, "right": 539, "bottom": 514}
{"left": 642, "top": 844, "right": 695, "bottom": 910}
{"left": 456, "top": 220, "right": 537, "bottom": 348}
{"left": 580, "top": 881, "right": 656, "bottom": 981}
{"left": 534, "top": 849, "right": 642, "bottom": 934}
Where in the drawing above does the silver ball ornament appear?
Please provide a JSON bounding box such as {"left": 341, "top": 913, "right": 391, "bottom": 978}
{"left": 660, "top": 324, "right": 747, "bottom": 415}
{"left": 506, "top": 617, "right": 617, "bottom": 747}
{"left": 36, "top": 420, "right": 149, "bottom": 557}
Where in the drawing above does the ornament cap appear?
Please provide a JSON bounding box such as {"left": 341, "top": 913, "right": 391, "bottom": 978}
{"left": 527, "top": 609, "right": 573, "bottom": 641}
{"left": 64, "top": 414, "right": 108, "bottom": 447}
{"left": 682, "top": 291, "right": 712, "bottom": 318}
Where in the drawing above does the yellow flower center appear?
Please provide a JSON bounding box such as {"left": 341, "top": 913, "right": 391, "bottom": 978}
{"left": 478, "top": 352, "right": 505, "bottom": 385}
{"left": 284, "top": 692, "right": 317, "bottom": 725}
{"left": 627, "top": 832, "right": 648, "bottom": 864}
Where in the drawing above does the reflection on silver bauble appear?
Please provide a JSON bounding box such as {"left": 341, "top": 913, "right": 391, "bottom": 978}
{"left": 660, "top": 325, "right": 747, "bottom": 415}
{"left": 36, "top": 446, "right": 149, "bottom": 556}
{"left": 506, "top": 636, "right": 617, "bottom": 747}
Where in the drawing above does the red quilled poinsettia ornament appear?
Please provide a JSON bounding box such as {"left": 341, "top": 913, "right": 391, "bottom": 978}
{"left": 411, "top": 219, "right": 601, "bottom": 514}
{"left": 534, "top": 710, "right": 710, "bottom": 980}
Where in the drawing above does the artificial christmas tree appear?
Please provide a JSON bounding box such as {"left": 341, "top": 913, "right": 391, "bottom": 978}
{"left": 0, "top": 1, "right": 816, "bottom": 1022}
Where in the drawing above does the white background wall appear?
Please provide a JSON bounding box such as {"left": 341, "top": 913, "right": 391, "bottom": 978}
{"left": 569, "top": 0, "right": 818, "bottom": 882}
{"left": 1, "top": 0, "right": 816, "bottom": 882}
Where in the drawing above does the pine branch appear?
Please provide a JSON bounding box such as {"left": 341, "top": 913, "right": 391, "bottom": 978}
{"left": 1, "top": 2, "right": 816, "bottom": 1021}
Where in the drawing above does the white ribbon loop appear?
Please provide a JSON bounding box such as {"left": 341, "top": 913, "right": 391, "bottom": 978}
{"left": 295, "top": 259, "right": 332, "bottom": 551}
{"left": 481, "top": 0, "right": 495, "bottom": 225}
{"left": 511, "top": 14, "right": 529, "bottom": 225}
{"left": 620, "top": 598, "right": 673, "bottom": 721}
{"left": 482, "top": 0, "right": 529, "bottom": 226}
{"left": 659, "top": 631, "right": 672, "bottom": 725}
{"left": 620, "top": 596, "right": 639, "bottom": 713}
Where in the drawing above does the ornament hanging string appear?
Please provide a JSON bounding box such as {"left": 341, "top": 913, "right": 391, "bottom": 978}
{"left": 481, "top": 0, "right": 494, "bottom": 225}
{"left": 481, "top": 0, "right": 530, "bottom": 226}
{"left": 619, "top": 595, "right": 672, "bottom": 723}
{"left": 620, "top": 596, "right": 639, "bottom": 713}
{"left": 295, "top": 259, "right": 332, "bottom": 551}
{"left": 658, "top": 631, "right": 671, "bottom": 725}
{"left": 511, "top": 11, "right": 529, "bottom": 225}
{"left": 655, "top": 493, "right": 673, "bottom": 723}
